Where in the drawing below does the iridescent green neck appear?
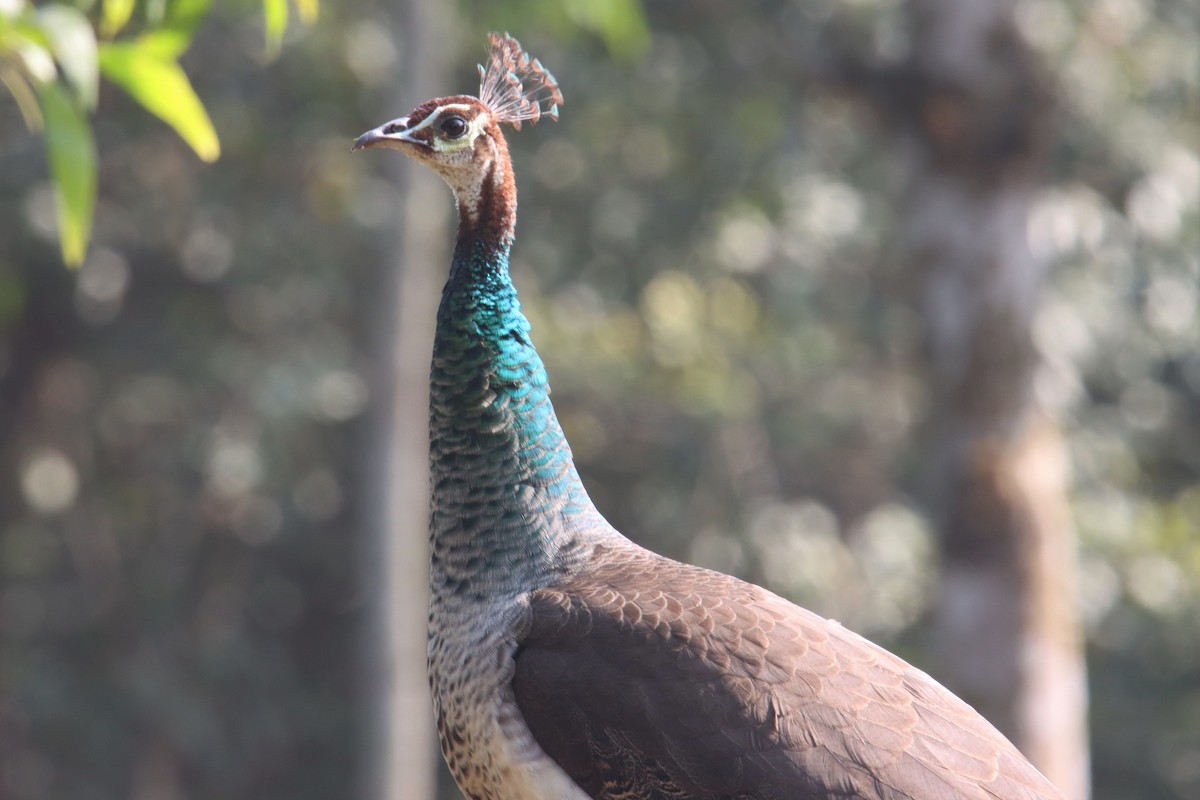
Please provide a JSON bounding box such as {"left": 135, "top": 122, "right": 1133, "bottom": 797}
{"left": 427, "top": 168, "right": 601, "bottom": 596}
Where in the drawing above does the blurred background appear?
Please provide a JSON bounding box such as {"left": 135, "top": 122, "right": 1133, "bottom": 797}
{"left": 1, "top": 1, "right": 1197, "bottom": 798}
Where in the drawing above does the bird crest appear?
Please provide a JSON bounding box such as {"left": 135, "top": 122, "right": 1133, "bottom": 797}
{"left": 478, "top": 33, "right": 563, "bottom": 130}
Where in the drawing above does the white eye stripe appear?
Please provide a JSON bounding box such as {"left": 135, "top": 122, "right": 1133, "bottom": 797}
{"left": 406, "top": 103, "right": 477, "bottom": 135}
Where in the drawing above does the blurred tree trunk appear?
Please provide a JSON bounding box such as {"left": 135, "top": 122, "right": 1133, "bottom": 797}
{"left": 364, "top": 1, "right": 450, "bottom": 798}
{"left": 893, "top": 1, "right": 1089, "bottom": 796}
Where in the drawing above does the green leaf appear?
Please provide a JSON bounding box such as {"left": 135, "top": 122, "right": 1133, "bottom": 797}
{"left": 1, "top": 63, "right": 43, "bottom": 130}
{"left": 134, "top": 28, "right": 193, "bottom": 59}
{"left": 9, "top": 26, "right": 58, "bottom": 84}
{"left": 263, "top": 0, "right": 287, "bottom": 58}
{"left": 39, "top": 80, "right": 96, "bottom": 267}
{"left": 163, "top": 0, "right": 212, "bottom": 43}
{"left": 260, "top": 0, "right": 317, "bottom": 58}
{"left": 35, "top": 3, "right": 98, "bottom": 108}
{"left": 100, "top": 0, "right": 137, "bottom": 38}
{"left": 137, "top": 0, "right": 213, "bottom": 58}
{"left": 98, "top": 41, "right": 220, "bottom": 162}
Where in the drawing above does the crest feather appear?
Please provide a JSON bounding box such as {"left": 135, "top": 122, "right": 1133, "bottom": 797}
{"left": 478, "top": 33, "right": 564, "bottom": 130}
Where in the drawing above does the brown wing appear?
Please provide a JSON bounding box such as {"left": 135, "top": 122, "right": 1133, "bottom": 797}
{"left": 512, "top": 544, "right": 1064, "bottom": 800}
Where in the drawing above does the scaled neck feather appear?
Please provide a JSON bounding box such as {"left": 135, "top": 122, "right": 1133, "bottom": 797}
{"left": 430, "top": 137, "right": 610, "bottom": 600}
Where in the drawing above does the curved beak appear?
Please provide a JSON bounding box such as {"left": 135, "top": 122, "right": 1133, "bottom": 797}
{"left": 352, "top": 116, "right": 420, "bottom": 152}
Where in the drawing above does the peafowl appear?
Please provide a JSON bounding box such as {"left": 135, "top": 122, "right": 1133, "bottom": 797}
{"left": 353, "top": 33, "right": 1066, "bottom": 800}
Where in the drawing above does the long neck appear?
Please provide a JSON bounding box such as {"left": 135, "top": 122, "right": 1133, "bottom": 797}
{"left": 428, "top": 153, "right": 604, "bottom": 599}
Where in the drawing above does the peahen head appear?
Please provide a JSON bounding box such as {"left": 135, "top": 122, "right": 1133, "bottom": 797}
{"left": 353, "top": 33, "right": 562, "bottom": 223}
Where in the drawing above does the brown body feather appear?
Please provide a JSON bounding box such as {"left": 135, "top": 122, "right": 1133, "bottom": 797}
{"left": 513, "top": 543, "right": 1065, "bottom": 800}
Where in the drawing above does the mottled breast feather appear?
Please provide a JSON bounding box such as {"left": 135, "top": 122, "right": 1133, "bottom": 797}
{"left": 512, "top": 544, "right": 1065, "bottom": 800}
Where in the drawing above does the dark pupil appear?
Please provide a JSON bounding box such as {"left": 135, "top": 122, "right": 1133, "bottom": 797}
{"left": 441, "top": 116, "right": 467, "bottom": 138}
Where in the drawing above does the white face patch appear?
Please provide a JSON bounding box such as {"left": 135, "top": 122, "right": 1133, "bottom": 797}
{"left": 402, "top": 104, "right": 492, "bottom": 155}
{"left": 405, "top": 103, "right": 473, "bottom": 136}
{"left": 360, "top": 100, "right": 502, "bottom": 223}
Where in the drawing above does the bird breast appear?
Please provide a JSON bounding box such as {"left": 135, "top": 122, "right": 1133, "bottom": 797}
{"left": 428, "top": 597, "right": 589, "bottom": 800}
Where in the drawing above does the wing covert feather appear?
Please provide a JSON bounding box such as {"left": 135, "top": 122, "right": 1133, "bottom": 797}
{"left": 511, "top": 545, "right": 1064, "bottom": 800}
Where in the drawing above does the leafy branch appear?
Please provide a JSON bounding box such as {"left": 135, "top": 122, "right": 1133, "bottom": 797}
{"left": 0, "top": 0, "right": 317, "bottom": 266}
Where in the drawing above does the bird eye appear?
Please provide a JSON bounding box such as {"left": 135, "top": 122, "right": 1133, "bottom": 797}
{"left": 440, "top": 116, "right": 468, "bottom": 139}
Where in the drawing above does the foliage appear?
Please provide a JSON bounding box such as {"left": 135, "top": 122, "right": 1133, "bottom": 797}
{"left": 0, "top": 0, "right": 316, "bottom": 266}
{"left": 462, "top": 0, "right": 649, "bottom": 60}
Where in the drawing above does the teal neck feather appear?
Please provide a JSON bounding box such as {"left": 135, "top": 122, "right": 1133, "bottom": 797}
{"left": 428, "top": 162, "right": 605, "bottom": 598}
